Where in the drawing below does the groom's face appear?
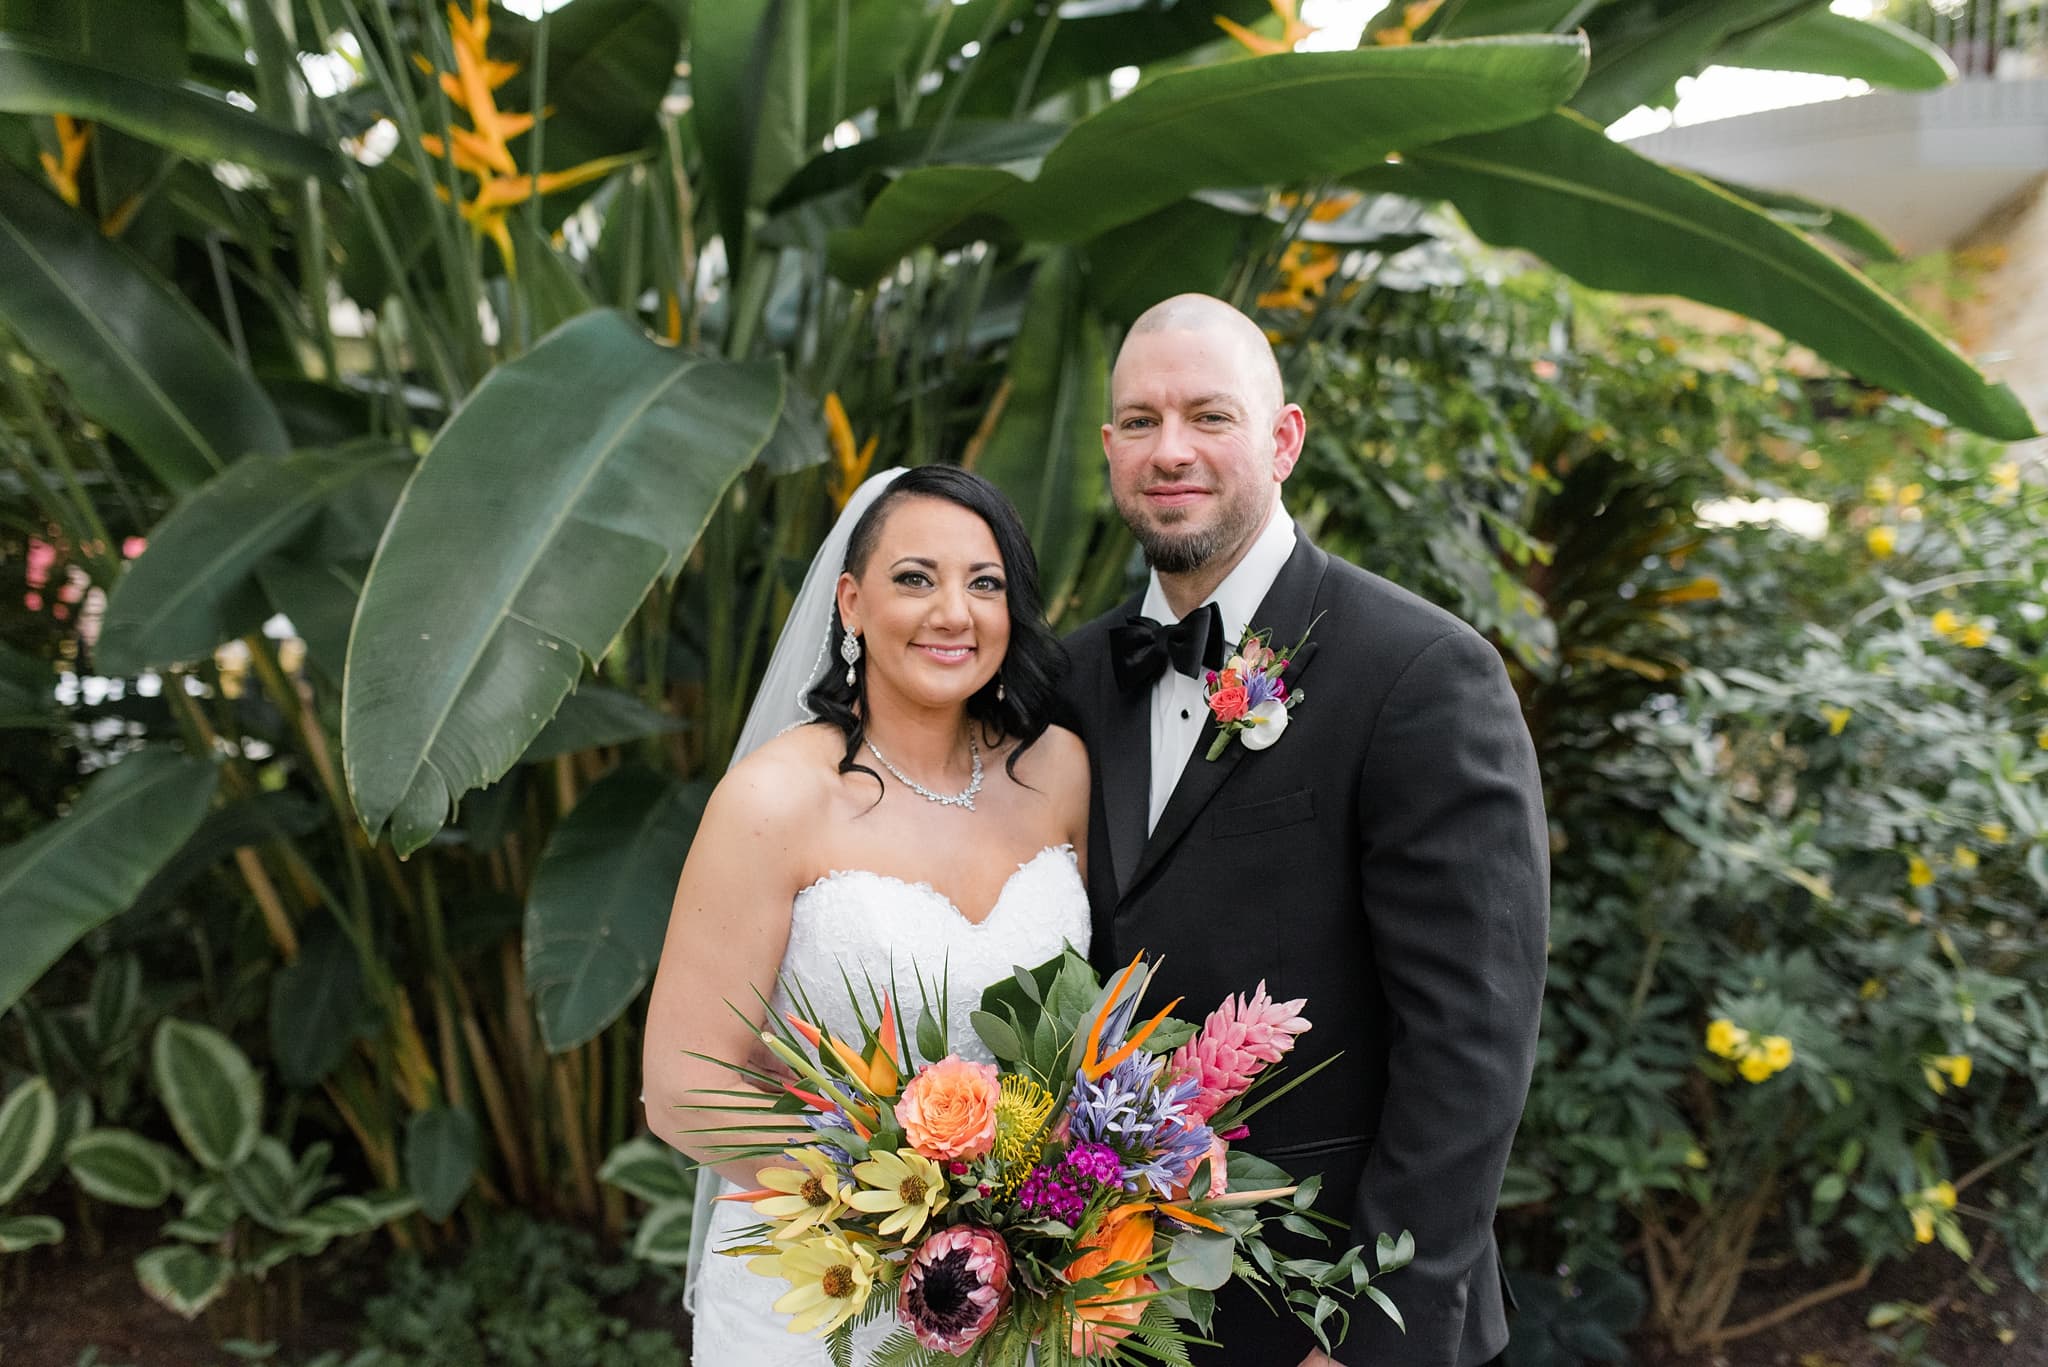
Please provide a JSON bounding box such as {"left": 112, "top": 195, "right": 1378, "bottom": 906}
{"left": 1102, "top": 327, "right": 1299, "bottom": 577}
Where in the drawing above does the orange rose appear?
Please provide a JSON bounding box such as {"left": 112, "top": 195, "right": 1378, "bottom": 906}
{"left": 1209, "top": 685, "right": 1249, "bottom": 723}
{"left": 895, "top": 1055, "right": 999, "bottom": 1160}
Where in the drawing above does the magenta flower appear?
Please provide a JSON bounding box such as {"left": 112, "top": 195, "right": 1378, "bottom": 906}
{"left": 1168, "top": 981, "right": 1311, "bottom": 1121}
{"left": 898, "top": 1224, "right": 1013, "bottom": 1352}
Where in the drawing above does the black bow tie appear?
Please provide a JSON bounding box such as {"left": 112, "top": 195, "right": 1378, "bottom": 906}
{"left": 1109, "top": 602, "right": 1225, "bottom": 693}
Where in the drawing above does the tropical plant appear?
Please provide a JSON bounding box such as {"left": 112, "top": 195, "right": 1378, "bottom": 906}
{"left": 0, "top": 3, "right": 2033, "bottom": 1347}
{"left": 66, "top": 1018, "right": 417, "bottom": 1332}
{"left": 0, "top": 1073, "right": 67, "bottom": 1285}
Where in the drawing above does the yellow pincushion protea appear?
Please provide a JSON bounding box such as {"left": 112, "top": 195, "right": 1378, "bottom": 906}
{"left": 992, "top": 1073, "right": 1059, "bottom": 1197}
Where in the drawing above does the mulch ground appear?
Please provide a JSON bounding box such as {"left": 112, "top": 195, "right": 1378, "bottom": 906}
{"left": 2, "top": 1208, "right": 2040, "bottom": 1366}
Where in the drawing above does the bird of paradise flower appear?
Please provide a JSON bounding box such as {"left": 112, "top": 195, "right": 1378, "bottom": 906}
{"left": 414, "top": 0, "right": 640, "bottom": 270}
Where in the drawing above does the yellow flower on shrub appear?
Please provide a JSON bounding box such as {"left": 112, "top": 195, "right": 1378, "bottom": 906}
{"left": 1903, "top": 1181, "right": 1959, "bottom": 1245}
{"left": 1860, "top": 978, "right": 1885, "bottom": 1001}
{"left": 2037, "top": 725, "right": 2048, "bottom": 752}
{"left": 1898, "top": 482, "right": 1925, "bottom": 506}
{"left": 1907, "top": 853, "right": 1934, "bottom": 888}
{"left": 1760, "top": 1036, "right": 1793, "bottom": 1071}
{"left": 1952, "top": 846, "right": 1979, "bottom": 873}
{"left": 1820, "top": 705, "right": 1851, "bottom": 735}
{"left": 1990, "top": 462, "right": 2020, "bottom": 497}
{"left": 1684, "top": 1146, "right": 1708, "bottom": 1170}
{"left": 1979, "top": 822, "right": 2008, "bottom": 844}
{"left": 1866, "top": 475, "right": 1896, "bottom": 502}
{"left": 1958, "top": 622, "right": 1990, "bottom": 648}
{"left": 1865, "top": 525, "right": 1896, "bottom": 558}
{"left": 1930, "top": 608, "right": 1962, "bottom": 637}
{"left": 1705, "top": 1018, "right": 1748, "bottom": 1059}
{"left": 1923, "top": 1054, "right": 1972, "bottom": 1094}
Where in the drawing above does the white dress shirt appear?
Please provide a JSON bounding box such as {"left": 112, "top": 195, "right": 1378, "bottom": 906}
{"left": 1138, "top": 503, "right": 1298, "bottom": 832}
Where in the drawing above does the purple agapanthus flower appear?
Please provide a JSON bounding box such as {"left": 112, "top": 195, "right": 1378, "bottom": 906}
{"left": 1067, "top": 1052, "right": 1165, "bottom": 1149}
{"left": 1242, "top": 667, "right": 1284, "bottom": 709}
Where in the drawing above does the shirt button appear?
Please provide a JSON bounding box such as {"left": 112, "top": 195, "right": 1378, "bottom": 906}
{"left": 1181, "top": 709, "right": 1190, "bottom": 720}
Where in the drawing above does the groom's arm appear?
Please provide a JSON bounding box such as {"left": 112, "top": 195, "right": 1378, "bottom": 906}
{"left": 1338, "top": 627, "right": 1548, "bottom": 1367}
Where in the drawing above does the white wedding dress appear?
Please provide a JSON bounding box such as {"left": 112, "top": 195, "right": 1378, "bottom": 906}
{"left": 689, "top": 842, "right": 1092, "bottom": 1366}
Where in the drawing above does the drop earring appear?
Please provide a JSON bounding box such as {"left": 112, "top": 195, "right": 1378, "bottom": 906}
{"left": 996, "top": 676, "right": 1006, "bottom": 703}
{"left": 840, "top": 628, "right": 861, "bottom": 686}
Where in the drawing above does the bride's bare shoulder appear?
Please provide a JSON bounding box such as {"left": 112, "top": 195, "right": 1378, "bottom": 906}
{"left": 709, "top": 722, "right": 844, "bottom": 831}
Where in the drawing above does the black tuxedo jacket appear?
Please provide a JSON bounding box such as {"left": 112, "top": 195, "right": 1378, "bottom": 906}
{"left": 1063, "top": 533, "right": 1548, "bottom": 1367}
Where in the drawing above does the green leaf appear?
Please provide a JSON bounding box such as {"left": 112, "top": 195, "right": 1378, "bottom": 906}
{"left": 598, "top": 1135, "right": 697, "bottom": 1204}
{"left": 1166, "top": 1228, "right": 1236, "bottom": 1290}
{"left": 224, "top": 1136, "right": 299, "bottom": 1232}
{"left": 526, "top": 768, "right": 710, "bottom": 1051}
{"left": 0, "top": 1213, "right": 63, "bottom": 1252}
{"left": 827, "top": 37, "right": 1592, "bottom": 283}
{"left": 522, "top": 686, "right": 684, "bottom": 763}
{"left": 268, "top": 925, "right": 370, "bottom": 1089}
{"left": 915, "top": 1009, "right": 945, "bottom": 1064}
{"left": 693, "top": 0, "right": 807, "bottom": 277}
{"left": 98, "top": 445, "right": 407, "bottom": 674}
{"left": 630, "top": 1196, "right": 696, "bottom": 1265}
{"left": 151, "top": 1018, "right": 261, "bottom": 1171}
{"left": 1717, "top": 11, "right": 1954, "bottom": 90}
{"left": 0, "top": 748, "right": 218, "bottom": 1013}
{"left": 285, "top": 1191, "right": 419, "bottom": 1251}
{"left": 1362, "top": 1281, "right": 1405, "bottom": 1333}
{"left": 135, "top": 1244, "right": 231, "bottom": 1319}
{"left": 1703, "top": 176, "right": 1899, "bottom": 262}
{"left": 64, "top": 1127, "right": 180, "bottom": 1209}
{"left": 0, "top": 164, "right": 288, "bottom": 489}
{"left": 1435, "top": 0, "right": 1600, "bottom": 38}
{"left": 1084, "top": 197, "right": 1282, "bottom": 326}
{"left": 970, "top": 1009, "right": 1023, "bottom": 1060}
{"left": 0, "top": 37, "right": 339, "bottom": 179}
{"left": 0, "top": 1075, "right": 57, "bottom": 1205}
{"left": 1363, "top": 111, "right": 2035, "bottom": 439}
{"left": 0, "top": 0, "right": 187, "bottom": 76}
{"left": 404, "top": 1106, "right": 478, "bottom": 1222}
{"left": 971, "top": 250, "right": 1107, "bottom": 607}
{"left": 1573, "top": 0, "right": 1814, "bottom": 127}
{"left": 340, "top": 311, "right": 783, "bottom": 854}
{"left": 0, "top": 637, "right": 56, "bottom": 729}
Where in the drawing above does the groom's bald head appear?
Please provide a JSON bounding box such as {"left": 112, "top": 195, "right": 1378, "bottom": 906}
{"left": 1103, "top": 294, "right": 1304, "bottom": 590}
{"left": 1117, "top": 294, "right": 1285, "bottom": 419}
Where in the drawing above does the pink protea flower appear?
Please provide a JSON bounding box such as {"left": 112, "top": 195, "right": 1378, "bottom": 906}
{"left": 898, "top": 1224, "right": 1012, "bottom": 1352}
{"left": 1168, "top": 981, "right": 1310, "bottom": 1121}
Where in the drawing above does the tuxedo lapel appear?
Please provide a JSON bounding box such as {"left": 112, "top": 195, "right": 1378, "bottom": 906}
{"left": 1095, "top": 592, "right": 1154, "bottom": 902}
{"left": 1123, "top": 537, "right": 1330, "bottom": 900}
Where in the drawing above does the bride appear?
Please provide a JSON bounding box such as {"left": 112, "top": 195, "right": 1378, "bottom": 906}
{"left": 640, "top": 465, "right": 1093, "bottom": 1364}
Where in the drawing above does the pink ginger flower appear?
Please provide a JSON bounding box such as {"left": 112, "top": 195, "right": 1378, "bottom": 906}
{"left": 1168, "top": 981, "right": 1310, "bottom": 1121}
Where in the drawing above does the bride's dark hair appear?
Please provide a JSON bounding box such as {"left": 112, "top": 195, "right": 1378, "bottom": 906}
{"left": 804, "top": 466, "right": 1066, "bottom": 792}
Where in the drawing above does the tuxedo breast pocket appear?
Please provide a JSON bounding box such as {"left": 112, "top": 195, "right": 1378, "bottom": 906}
{"left": 1211, "top": 787, "right": 1315, "bottom": 838}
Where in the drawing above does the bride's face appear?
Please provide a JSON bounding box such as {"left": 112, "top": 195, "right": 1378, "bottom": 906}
{"left": 837, "top": 496, "right": 1011, "bottom": 712}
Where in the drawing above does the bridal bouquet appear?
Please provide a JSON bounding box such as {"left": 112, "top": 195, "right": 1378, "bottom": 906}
{"left": 691, "top": 948, "right": 1411, "bottom": 1364}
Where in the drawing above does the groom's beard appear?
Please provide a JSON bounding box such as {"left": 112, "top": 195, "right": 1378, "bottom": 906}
{"left": 1117, "top": 482, "right": 1267, "bottom": 576}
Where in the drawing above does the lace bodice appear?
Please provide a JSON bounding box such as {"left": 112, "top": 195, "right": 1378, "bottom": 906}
{"left": 689, "top": 844, "right": 1090, "bottom": 1365}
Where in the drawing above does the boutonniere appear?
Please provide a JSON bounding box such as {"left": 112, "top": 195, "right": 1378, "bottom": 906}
{"left": 1202, "top": 618, "right": 1316, "bottom": 760}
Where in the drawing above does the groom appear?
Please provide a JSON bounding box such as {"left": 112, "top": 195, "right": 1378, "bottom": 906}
{"left": 1064, "top": 295, "right": 1549, "bottom": 1367}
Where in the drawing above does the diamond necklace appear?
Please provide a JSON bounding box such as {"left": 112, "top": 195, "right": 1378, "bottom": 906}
{"left": 864, "top": 733, "right": 982, "bottom": 811}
